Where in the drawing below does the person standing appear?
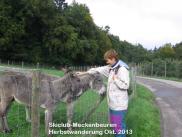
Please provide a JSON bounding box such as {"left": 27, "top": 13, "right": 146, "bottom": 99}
{"left": 87, "top": 49, "right": 130, "bottom": 137}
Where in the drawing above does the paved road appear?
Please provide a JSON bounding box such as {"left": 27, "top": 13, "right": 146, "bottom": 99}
{"left": 137, "top": 77, "right": 182, "bottom": 137}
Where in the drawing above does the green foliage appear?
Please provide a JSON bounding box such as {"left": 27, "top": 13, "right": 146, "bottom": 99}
{"left": 177, "top": 62, "right": 182, "bottom": 78}
{"left": 0, "top": 0, "right": 181, "bottom": 67}
{"left": 138, "top": 42, "right": 182, "bottom": 79}
{"left": 158, "top": 43, "right": 175, "bottom": 59}
{"left": 173, "top": 42, "right": 182, "bottom": 59}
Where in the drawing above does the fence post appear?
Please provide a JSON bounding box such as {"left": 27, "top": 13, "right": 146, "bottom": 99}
{"left": 22, "top": 61, "right": 24, "bottom": 68}
{"left": 8, "top": 60, "right": 9, "bottom": 66}
{"left": 138, "top": 64, "right": 140, "bottom": 76}
{"left": 37, "top": 62, "right": 40, "bottom": 69}
{"left": 151, "top": 62, "right": 153, "bottom": 77}
{"left": 31, "top": 70, "right": 40, "bottom": 137}
{"left": 140, "top": 63, "right": 142, "bottom": 76}
{"left": 134, "top": 66, "right": 137, "bottom": 96}
{"left": 130, "top": 67, "right": 136, "bottom": 99}
{"left": 142, "top": 63, "right": 144, "bottom": 76}
{"left": 164, "top": 61, "right": 167, "bottom": 78}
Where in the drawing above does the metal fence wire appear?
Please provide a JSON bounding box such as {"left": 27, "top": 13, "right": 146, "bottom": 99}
{"left": 0, "top": 61, "right": 136, "bottom": 137}
{"left": 137, "top": 60, "right": 182, "bottom": 79}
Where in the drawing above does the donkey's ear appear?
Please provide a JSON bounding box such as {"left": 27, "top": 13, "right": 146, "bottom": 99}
{"left": 69, "top": 72, "right": 80, "bottom": 82}
{"left": 61, "top": 67, "right": 72, "bottom": 74}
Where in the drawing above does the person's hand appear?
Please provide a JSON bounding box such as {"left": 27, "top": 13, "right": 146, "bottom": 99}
{"left": 75, "top": 71, "right": 82, "bottom": 75}
{"left": 75, "top": 71, "right": 87, "bottom": 75}
{"left": 112, "top": 75, "right": 117, "bottom": 80}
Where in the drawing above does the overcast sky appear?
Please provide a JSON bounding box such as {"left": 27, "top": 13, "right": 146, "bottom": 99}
{"left": 66, "top": 0, "right": 182, "bottom": 50}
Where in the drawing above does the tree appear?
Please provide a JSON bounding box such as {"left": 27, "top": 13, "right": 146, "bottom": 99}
{"left": 158, "top": 43, "right": 175, "bottom": 59}
{"left": 54, "top": 0, "right": 68, "bottom": 11}
{"left": 173, "top": 42, "right": 182, "bottom": 59}
{"left": 1, "top": 0, "right": 166, "bottom": 66}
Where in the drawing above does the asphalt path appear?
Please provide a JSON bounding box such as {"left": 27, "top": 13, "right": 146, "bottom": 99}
{"left": 137, "top": 76, "right": 182, "bottom": 137}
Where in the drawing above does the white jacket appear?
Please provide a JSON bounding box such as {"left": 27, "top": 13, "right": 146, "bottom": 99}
{"left": 88, "top": 62, "right": 129, "bottom": 110}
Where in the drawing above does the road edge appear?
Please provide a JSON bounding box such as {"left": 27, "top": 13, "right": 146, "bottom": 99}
{"left": 137, "top": 81, "right": 164, "bottom": 137}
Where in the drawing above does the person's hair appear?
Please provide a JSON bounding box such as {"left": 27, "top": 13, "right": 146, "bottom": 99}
{"left": 104, "top": 49, "right": 119, "bottom": 60}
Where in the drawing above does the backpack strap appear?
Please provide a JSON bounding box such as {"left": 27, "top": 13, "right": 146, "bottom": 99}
{"left": 114, "top": 65, "right": 121, "bottom": 75}
{"left": 109, "top": 65, "right": 121, "bottom": 75}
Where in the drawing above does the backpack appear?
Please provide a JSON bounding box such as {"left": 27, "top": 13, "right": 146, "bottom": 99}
{"left": 110, "top": 65, "right": 133, "bottom": 95}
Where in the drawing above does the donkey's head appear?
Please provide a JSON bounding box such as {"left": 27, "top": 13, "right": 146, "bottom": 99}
{"left": 89, "top": 72, "right": 106, "bottom": 96}
{"left": 64, "top": 71, "right": 81, "bottom": 92}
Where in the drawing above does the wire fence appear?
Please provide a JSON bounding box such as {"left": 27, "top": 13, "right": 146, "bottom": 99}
{"left": 136, "top": 59, "right": 182, "bottom": 79}
{"left": 0, "top": 60, "right": 137, "bottom": 137}
{"left": 0, "top": 59, "right": 50, "bottom": 69}
{"left": 0, "top": 67, "right": 36, "bottom": 137}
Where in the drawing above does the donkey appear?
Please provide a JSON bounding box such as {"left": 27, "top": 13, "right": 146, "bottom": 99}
{"left": 0, "top": 70, "right": 60, "bottom": 123}
{"left": 0, "top": 70, "right": 106, "bottom": 136}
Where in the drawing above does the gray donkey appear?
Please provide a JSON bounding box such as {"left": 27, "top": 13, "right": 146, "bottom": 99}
{"left": 0, "top": 70, "right": 106, "bottom": 137}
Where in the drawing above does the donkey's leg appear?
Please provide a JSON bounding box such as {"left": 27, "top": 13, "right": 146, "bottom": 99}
{"left": 66, "top": 101, "right": 74, "bottom": 130}
{"left": 25, "top": 106, "right": 31, "bottom": 122}
{"left": 3, "top": 116, "right": 12, "bottom": 133}
{"left": 0, "top": 116, "right": 5, "bottom": 132}
{"left": 0, "top": 97, "right": 13, "bottom": 133}
{"left": 45, "top": 108, "right": 54, "bottom": 137}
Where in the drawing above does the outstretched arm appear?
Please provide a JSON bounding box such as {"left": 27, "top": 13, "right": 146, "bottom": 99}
{"left": 87, "top": 65, "right": 110, "bottom": 78}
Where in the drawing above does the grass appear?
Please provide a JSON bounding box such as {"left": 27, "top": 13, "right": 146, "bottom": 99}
{"left": 40, "top": 68, "right": 64, "bottom": 77}
{"left": 0, "top": 63, "right": 64, "bottom": 77}
{"left": 126, "top": 84, "right": 161, "bottom": 137}
{"left": 0, "top": 68, "right": 160, "bottom": 137}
